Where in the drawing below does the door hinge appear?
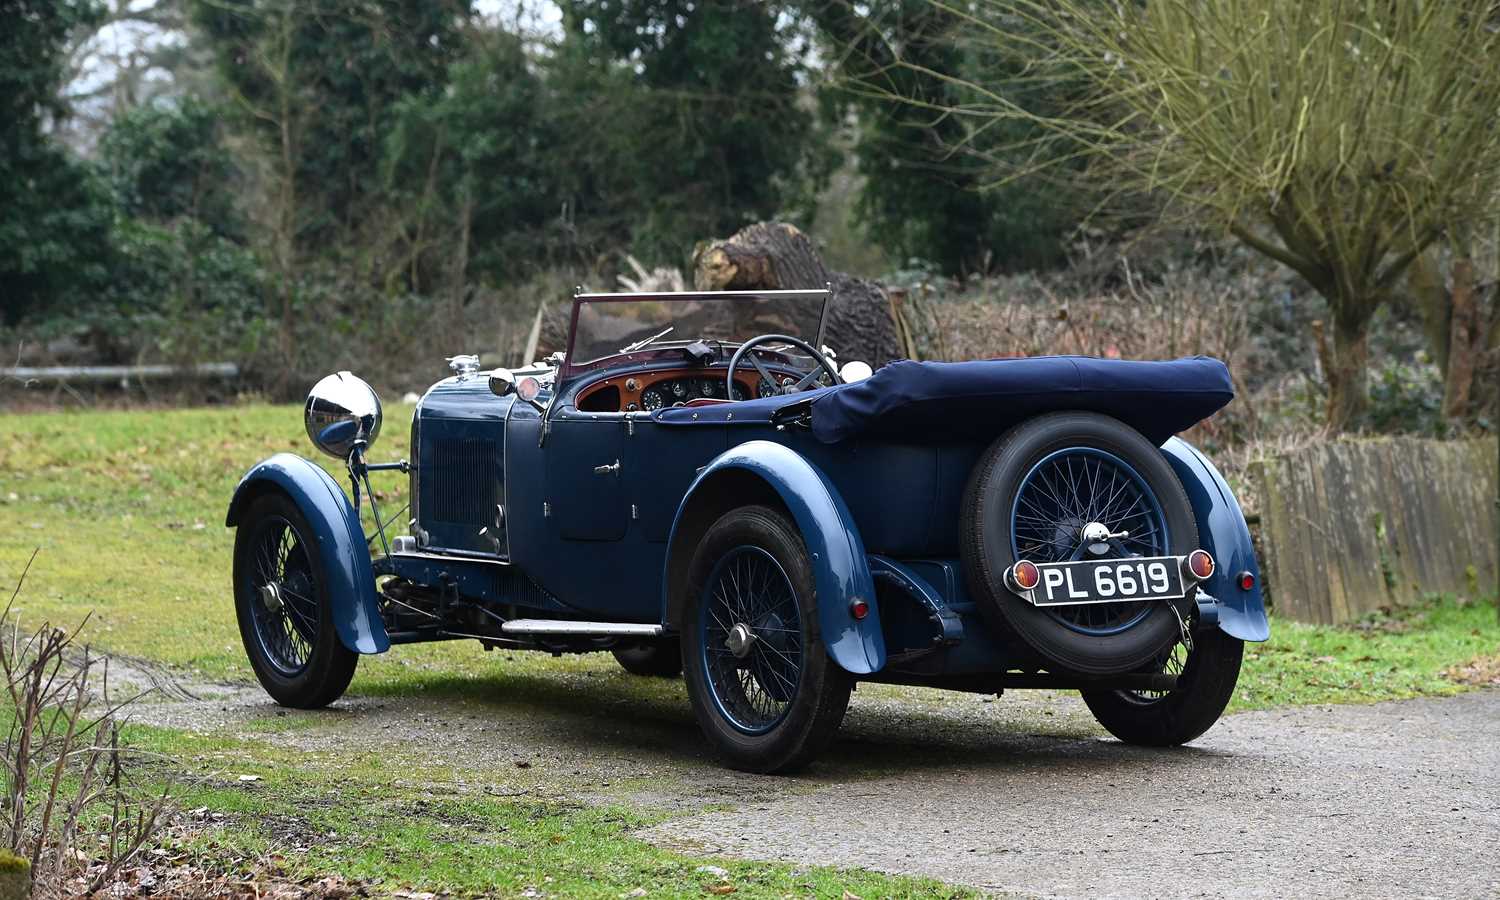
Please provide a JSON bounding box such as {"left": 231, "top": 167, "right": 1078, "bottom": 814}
{"left": 631, "top": 503, "right": 639, "bottom": 520}
{"left": 543, "top": 501, "right": 551, "bottom": 518}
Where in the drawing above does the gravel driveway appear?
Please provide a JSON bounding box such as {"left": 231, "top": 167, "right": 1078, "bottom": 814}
{"left": 652, "top": 690, "right": 1500, "bottom": 899}
{"left": 121, "top": 655, "right": 1499, "bottom": 899}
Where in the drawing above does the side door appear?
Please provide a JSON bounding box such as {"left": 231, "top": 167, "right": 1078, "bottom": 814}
{"left": 627, "top": 413, "right": 729, "bottom": 542}
{"left": 543, "top": 409, "right": 629, "bottom": 541}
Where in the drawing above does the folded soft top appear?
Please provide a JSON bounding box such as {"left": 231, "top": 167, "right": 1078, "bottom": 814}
{"left": 653, "top": 355, "right": 1234, "bottom": 446}
{"left": 809, "top": 356, "right": 1233, "bottom": 445}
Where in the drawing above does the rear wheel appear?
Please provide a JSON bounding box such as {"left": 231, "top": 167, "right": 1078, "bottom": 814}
{"left": 681, "top": 505, "right": 852, "bottom": 774}
{"left": 612, "top": 640, "right": 683, "bottom": 678}
{"left": 1082, "top": 627, "right": 1244, "bottom": 745}
{"left": 233, "top": 493, "right": 357, "bottom": 708}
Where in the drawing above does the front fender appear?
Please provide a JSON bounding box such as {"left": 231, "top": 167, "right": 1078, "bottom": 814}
{"left": 663, "top": 440, "right": 885, "bottom": 674}
{"left": 1161, "top": 438, "right": 1270, "bottom": 642}
{"left": 225, "top": 453, "right": 389, "bottom": 654}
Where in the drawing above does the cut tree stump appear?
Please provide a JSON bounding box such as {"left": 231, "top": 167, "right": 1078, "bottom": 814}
{"left": 693, "top": 222, "right": 907, "bottom": 367}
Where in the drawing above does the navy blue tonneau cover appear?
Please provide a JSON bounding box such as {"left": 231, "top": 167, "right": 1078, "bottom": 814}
{"left": 807, "top": 356, "right": 1233, "bottom": 445}
{"left": 653, "top": 356, "right": 1233, "bottom": 445}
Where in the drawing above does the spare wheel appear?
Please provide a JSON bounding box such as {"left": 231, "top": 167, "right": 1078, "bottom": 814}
{"left": 960, "top": 411, "right": 1199, "bottom": 676}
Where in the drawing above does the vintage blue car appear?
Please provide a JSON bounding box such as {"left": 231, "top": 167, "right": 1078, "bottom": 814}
{"left": 227, "top": 288, "right": 1268, "bottom": 772}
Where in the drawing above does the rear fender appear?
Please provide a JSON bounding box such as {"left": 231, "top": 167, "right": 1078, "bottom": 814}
{"left": 663, "top": 440, "right": 885, "bottom": 674}
{"left": 225, "top": 453, "right": 390, "bottom": 654}
{"left": 1161, "top": 438, "right": 1270, "bottom": 642}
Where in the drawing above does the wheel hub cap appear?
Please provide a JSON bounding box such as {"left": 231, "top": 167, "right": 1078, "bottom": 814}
{"left": 1080, "top": 521, "right": 1131, "bottom": 555}
{"left": 725, "top": 623, "right": 757, "bottom": 659}
{"left": 259, "top": 581, "right": 284, "bottom": 613}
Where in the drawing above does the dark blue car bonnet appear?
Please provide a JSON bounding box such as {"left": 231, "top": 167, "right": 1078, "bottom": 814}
{"left": 655, "top": 356, "right": 1234, "bottom": 444}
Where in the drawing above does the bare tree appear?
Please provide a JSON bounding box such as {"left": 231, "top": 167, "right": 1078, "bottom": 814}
{"left": 885, "top": 0, "right": 1500, "bottom": 428}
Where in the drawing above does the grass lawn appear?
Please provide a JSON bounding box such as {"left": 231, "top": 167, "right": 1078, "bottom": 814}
{"left": 2, "top": 402, "right": 1496, "bottom": 895}
{"left": 127, "top": 721, "right": 975, "bottom": 898}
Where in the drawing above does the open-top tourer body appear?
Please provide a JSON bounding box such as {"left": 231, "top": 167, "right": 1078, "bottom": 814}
{"left": 227, "top": 288, "right": 1268, "bottom": 772}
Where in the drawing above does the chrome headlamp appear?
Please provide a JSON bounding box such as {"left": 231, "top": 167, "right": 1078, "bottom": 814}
{"left": 305, "top": 371, "right": 383, "bottom": 459}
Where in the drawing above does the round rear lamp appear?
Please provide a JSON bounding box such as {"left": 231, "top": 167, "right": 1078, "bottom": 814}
{"left": 1238, "top": 571, "right": 1256, "bottom": 591}
{"left": 1185, "top": 549, "right": 1215, "bottom": 581}
{"left": 1008, "top": 560, "right": 1041, "bottom": 592}
{"left": 849, "top": 598, "right": 870, "bottom": 620}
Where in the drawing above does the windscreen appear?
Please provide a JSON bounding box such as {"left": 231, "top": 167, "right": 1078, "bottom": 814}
{"left": 565, "top": 291, "right": 828, "bottom": 372}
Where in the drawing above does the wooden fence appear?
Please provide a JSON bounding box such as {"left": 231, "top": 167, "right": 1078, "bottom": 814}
{"left": 1254, "top": 437, "right": 1498, "bottom": 624}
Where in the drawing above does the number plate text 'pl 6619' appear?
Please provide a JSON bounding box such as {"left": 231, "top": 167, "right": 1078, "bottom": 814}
{"left": 1027, "top": 556, "right": 1186, "bottom": 607}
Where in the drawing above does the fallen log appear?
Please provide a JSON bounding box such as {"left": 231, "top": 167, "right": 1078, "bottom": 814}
{"left": 536, "top": 222, "right": 911, "bottom": 366}
{"left": 692, "top": 222, "right": 906, "bottom": 367}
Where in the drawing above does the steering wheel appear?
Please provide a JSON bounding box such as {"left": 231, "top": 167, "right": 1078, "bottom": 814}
{"left": 727, "top": 334, "right": 842, "bottom": 400}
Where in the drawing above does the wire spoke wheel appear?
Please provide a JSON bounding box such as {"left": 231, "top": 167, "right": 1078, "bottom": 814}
{"left": 246, "top": 515, "right": 319, "bottom": 676}
{"left": 682, "top": 504, "right": 852, "bottom": 773}
{"left": 1126, "top": 635, "right": 1190, "bottom": 704}
{"left": 1010, "top": 447, "right": 1169, "bottom": 635}
{"left": 699, "top": 545, "right": 804, "bottom": 735}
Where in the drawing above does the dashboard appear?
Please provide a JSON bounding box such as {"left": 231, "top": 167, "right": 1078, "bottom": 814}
{"left": 577, "top": 367, "right": 797, "bottom": 412}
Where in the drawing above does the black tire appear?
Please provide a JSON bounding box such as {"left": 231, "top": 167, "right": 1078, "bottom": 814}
{"left": 233, "top": 492, "right": 358, "bottom": 708}
{"left": 680, "top": 505, "right": 852, "bottom": 774}
{"left": 1082, "top": 627, "right": 1244, "bottom": 745}
{"left": 960, "top": 411, "right": 1199, "bottom": 676}
{"left": 612, "top": 640, "right": 683, "bottom": 677}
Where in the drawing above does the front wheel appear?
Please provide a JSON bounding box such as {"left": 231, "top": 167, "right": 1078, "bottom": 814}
{"left": 233, "top": 492, "right": 358, "bottom": 708}
{"left": 1081, "top": 627, "right": 1244, "bottom": 745}
{"left": 680, "top": 505, "right": 852, "bottom": 774}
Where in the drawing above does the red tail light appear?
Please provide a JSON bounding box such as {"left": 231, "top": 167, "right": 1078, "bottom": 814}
{"left": 1238, "top": 571, "right": 1256, "bottom": 591}
{"left": 849, "top": 598, "right": 870, "bottom": 620}
{"left": 1007, "top": 560, "right": 1041, "bottom": 592}
{"left": 1184, "top": 549, "right": 1215, "bottom": 581}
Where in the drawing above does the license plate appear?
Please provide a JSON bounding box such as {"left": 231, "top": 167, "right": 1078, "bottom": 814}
{"left": 1028, "top": 556, "right": 1185, "bottom": 607}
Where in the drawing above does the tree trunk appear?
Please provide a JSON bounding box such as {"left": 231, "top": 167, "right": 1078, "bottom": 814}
{"left": 1322, "top": 314, "right": 1371, "bottom": 430}
{"left": 1441, "top": 248, "right": 1480, "bottom": 420}
{"left": 693, "top": 222, "right": 906, "bottom": 366}
{"left": 1402, "top": 236, "right": 1497, "bottom": 424}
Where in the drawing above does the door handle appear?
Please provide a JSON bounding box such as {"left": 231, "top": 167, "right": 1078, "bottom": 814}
{"left": 593, "top": 459, "right": 621, "bottom": 476}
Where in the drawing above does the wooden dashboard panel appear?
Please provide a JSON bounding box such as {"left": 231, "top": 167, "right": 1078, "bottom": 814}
{"left": 577, "top": 368, "right": 768, "bottom": 412}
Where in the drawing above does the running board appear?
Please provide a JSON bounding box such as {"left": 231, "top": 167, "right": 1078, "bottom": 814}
{"left": 499, "top": 619, "right": 664, "bottom": 637}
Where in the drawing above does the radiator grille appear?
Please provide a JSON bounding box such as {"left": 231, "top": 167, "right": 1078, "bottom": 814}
{"left": 429, "top": 438, "right": 498, "bottom": 525}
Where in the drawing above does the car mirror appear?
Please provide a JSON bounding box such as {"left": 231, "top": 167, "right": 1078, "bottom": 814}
{"left": 489, "top": 369, "right": 516, "bottom": 397}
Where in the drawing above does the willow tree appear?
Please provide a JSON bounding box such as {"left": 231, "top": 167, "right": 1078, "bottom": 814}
{"left": 908, "top": 1, "right": 1500, "bottom": 428}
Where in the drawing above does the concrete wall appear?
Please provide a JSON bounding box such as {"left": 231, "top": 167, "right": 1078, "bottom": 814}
{"left": 1254, "top": 437, "right": 1499, "bottom": 624}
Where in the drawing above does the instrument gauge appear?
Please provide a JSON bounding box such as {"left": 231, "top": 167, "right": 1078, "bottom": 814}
{"left": 700, "top": 379, "right": 716, "bottom": 397}
{"left": 671, "top": 380, "right": 688, "bottom": 398}
{"left": 641, "top": 389, "right": 664, "bottom": 411}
